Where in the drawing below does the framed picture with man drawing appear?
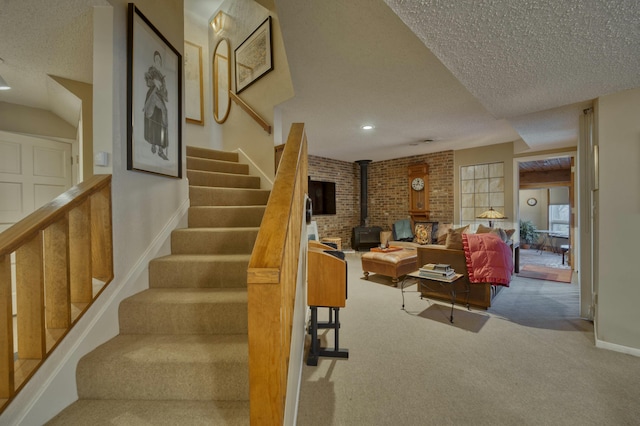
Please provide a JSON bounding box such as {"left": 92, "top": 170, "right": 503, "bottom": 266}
{"left": 127, "top": 3, "right": 182, "bottom": 178}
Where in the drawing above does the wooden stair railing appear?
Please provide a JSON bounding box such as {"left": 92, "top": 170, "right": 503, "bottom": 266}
{"left": 229, "top": 90, "right": 272, "bottom": 134}
{"left": 247, "top": 123, "right": 307, "bottom": 424}
{"left": 0, "top": 174, "right": 113, "bottom": 412}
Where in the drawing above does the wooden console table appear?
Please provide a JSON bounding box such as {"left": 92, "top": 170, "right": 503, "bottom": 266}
{"left": 307, "top": 247, "right": 349, "bottom": 366}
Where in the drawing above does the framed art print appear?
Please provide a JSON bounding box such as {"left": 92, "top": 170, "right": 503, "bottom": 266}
{"left": 127, "top": 3, "right": 182, "bottom": 178}
{"left": 234, "top": 16, "right": 273, "bottom": 94}
{"left": 184, "top": 40, "right": 204, "bottom": 125}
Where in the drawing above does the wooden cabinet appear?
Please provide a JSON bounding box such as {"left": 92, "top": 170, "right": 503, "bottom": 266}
{"left": 408, "top": 163, "right": 429, "bottom": 222}
{"left": 307, "top": 248, "right": 346, "bottom": 308}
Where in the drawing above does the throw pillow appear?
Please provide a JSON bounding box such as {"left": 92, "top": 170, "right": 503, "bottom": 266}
{"left": 413, "top": 222, "right": 433, "bottom": 245}
{"left": 476, "top": 224, "right": 512, "bottom": 243}
{"left": 427, "top": 221, "right": 439, "bottom": 243}
{"left": 493, "top": 228, "right": 508, "bottom": 242}
{"left": 476, "top": 224, "right": 492, "bottom": 234}
{"left": 445, "top": 225, "right": 470, "bottom": 250}
{"left": 413, "top": 221, "right": 439, "bottom": 244}
{"left": 436, "top": 223, "right": 453, "bottom": 245}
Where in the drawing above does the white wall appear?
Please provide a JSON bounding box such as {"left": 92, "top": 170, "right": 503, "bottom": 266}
{"left": 0, "top": 1, "right": 189, "bottom": 424}
{"left": 596, "top": 87, "right": 640, "bottom": 354}
{"left": 108, "top": 0, "right": 188, "bottom": 326}
{"left": 93, "top": 5, "right": 114, "bottom": 176}
{"left": 519, "top": 188, "right": 547, "bottom": 231}
{"left": 185, "top": 8, "right": 217, "bottom": 148}
{"left": 211, "top": 0, "right": 294, "bottom": 179}
{"left": 0, "top": 102, "right": 76, "bottom": 139}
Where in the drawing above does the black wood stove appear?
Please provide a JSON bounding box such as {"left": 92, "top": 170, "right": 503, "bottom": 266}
{"left": 352, "top": 160, "right": 382, "bottom": 251}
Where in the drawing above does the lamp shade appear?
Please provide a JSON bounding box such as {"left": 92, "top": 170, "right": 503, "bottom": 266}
{"left": 477, "top": 207, "right": 506, "bottom": 220}
{"left": 477, "top": 207, "right": 507, "bottom": 228}
{"left": 0, "top": 74, "right": 10, "bottom": 90}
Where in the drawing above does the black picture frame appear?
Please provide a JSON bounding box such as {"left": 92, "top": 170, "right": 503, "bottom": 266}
{"left": 127, "top": 3, "right": 182, "bottom": 178}
{"left": 234, "top": 16, "right": 273, "bottom": 94}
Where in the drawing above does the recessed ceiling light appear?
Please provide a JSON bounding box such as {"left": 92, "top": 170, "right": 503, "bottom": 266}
{"left": 361, "top": 125, "right": 374, "bottom": 130}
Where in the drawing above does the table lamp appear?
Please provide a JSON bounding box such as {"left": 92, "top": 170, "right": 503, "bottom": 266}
{"left": 477, "top": 207, "right": 507, "bottom": 228}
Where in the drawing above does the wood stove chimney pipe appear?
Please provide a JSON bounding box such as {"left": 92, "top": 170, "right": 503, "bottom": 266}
{"left": 355, "top": 160, "right": 372, "bottom": 227}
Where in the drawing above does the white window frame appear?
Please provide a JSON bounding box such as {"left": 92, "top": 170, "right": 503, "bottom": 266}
{"left": 549, "top": 204, "right": 570, "bottom": 235}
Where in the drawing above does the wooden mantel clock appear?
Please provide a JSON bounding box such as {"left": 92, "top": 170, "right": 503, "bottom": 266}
{"left": 408, "top": 163, "right": 429, "bottom": 222}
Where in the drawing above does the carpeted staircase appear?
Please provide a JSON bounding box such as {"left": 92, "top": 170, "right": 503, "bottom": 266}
{"left": 48, "top": 146, "right": 270, "bottom": 425}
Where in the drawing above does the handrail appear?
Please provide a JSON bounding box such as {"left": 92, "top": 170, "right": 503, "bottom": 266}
{"left": 0, "top": 174, "right": 113, "bottom": 412}
{"left": 229, "top": 90, "right": 272, "bottom": 134}
{"left": 247, "top": 123, "right": 307, "bottom": 424}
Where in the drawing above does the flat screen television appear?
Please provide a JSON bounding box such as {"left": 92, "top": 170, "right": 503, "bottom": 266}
{"left": 308, "top": 179, "right": 336, "bottom": 215}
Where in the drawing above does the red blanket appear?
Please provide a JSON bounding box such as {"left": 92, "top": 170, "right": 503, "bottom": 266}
{"left": 462, "top": 233, "right": 513, "bottom": 286}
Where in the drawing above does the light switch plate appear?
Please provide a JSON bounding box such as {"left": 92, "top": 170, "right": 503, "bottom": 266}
{"left": 95, "top": 151, "right": 109, "bottom": 166}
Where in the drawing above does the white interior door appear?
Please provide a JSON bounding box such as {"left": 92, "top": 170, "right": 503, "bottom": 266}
{"left": 0, "top": 130, "right": 73, "bottom": 314}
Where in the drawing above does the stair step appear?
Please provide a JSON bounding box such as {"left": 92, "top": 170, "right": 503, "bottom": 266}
{"left": 187, "top": 157, "right": 249, "bottom": 175}
{"left": 188, "top": 206, "right": 266, "bottom": 228}
{"left": 119, "top": 288, "right": 248, "bottom": 335}
{"left": 187, "top": 169, "right": 260, "bottom": 189}
{"left": 186, "top": 146, "right": 239, "bottom": 163}
{"left": 149, "top": 254, "right": 250, "bottom": 288}
{"left": 171, "top": 228, "right": 259, "bottom": 254}
{"left": 51, "top": 147, "right": 262, "bottom": 423}
{"left": 47, "top": 399, "right": 250, "bottom": 425}
{"left": 76, "top": 334, "right": 249, "bottom": 401}
{"left": 190, "top": 186, "right": 270, "bottom": 207}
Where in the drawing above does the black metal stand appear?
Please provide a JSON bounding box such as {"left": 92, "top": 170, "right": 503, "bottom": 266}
{"left": 307, "top": 306, "right": 349, "bottom": 366}
{"left": 401, "top": 273, "right": 469, "bottom": 323}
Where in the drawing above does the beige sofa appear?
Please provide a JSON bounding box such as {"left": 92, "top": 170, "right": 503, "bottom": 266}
{"left": 360, "top": 236, "right": 511, "bottom": 309}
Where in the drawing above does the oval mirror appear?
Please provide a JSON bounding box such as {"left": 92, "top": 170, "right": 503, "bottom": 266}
{"left": 213, "top": 38, "right": 231, "bottom": 124}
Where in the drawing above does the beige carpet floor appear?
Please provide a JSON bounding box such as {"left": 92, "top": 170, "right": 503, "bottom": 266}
{"left": 296, "top": 252, "right": 640, "bottom": 425}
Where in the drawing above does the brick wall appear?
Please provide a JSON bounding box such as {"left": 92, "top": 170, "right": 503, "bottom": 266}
{"left": 368, "top": 151, "right": 455, "bottom": 231}
{"left": 308, "top": 156, "right": 360, "bottom": 249}
{"left": 308, "top": 151, "right": 454, "bottom": 249}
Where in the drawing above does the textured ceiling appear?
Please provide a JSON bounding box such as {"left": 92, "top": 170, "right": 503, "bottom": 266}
{"left": 0, "top": 0, "right": 108, "bottom": 120}
{"left": 276, "top": 0, "right": 640, "bottom": 161}
{"left": 1, "top": 0, "right": 638, "bottom": 162}
{"left": 385, "top": 0, "right": 640, "bottom": 119}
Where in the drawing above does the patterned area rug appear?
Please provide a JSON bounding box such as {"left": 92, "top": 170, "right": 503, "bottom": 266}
{"left": 517, "top": 264, "right": 572, "bottom": 283}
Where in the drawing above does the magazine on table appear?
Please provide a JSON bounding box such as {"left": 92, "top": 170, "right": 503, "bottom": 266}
{"left": 418, "top": 268, "right": 456, "bottom": 279}
{"left": 420, "top": 263, "right": 451, "bottom": 272}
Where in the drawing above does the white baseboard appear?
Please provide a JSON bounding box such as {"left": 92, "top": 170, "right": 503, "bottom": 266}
{"left": 595, "top": 338, "right": 640, "bottom": 357}
{"left": 234, "top": 148, "right": 273, "bottom": 190}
